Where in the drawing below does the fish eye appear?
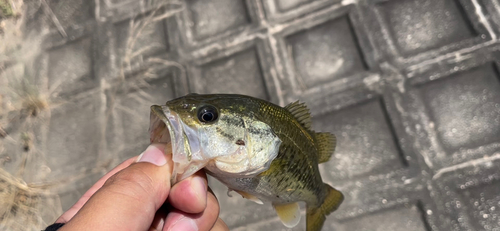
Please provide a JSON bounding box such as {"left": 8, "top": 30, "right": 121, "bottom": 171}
{"left": 197, "top": 105, "right": 218, "bottom": 123}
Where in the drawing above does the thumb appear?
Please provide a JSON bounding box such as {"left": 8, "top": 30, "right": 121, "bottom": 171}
{"left": 60, "top": 143, "right": 173, "bottom": 231}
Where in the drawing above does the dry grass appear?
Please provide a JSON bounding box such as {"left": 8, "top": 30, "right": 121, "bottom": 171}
{"left": 1, "top": 0, "right": 47, "bottom": 120}
{"left": 1, "top": 1, "right": 188, "bottom": 230}
{"left": 0, "top": 168, "right": 61, "bottom": 231}
{"left": 0, "top": 0, "right": 48, "bottom": 153}
{"left": 105, "top": 0, "right": 186, "bottom": 157}
{"left": 118, "top": 0, "right": 186, "bottom": 80}
{"left": 0, "top": 1, "right": 60, "bottom": 230}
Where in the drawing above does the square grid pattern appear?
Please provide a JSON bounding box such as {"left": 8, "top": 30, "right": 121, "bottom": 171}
{"left": 10, "top": 0, "right": 500, "bottom": 230}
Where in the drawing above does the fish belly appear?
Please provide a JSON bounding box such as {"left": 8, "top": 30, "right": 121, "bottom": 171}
{"left": 208, "top": 171, "right": 319, "bottom": 205}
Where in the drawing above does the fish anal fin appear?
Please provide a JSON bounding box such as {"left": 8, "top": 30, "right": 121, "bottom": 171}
{"left": 273, "top": 202, "right": 301, "bottom": 228}
{"left": 306, "top": 184, "right": 343, "bottom": 231}
{"left": 315, "top": 133, "right": 336, "bottom": 163}
{"left": 234, "top": 190, "right": 263, "bottom": 204}
{"left": 284, "top": 101, "right": 312, "bottom": 130}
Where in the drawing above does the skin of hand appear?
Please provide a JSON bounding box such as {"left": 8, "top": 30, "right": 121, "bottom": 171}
{"left": 56, "top": 143, "right": 229, "bottom": 231}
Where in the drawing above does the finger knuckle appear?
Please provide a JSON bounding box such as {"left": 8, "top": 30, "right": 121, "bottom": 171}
{"left": 105, "top": 167, "right": 156, "bottom": 198}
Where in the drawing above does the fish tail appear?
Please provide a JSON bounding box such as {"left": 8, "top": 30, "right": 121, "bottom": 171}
{"left": 306, "top": 184, "right": 344, "bottom": 231}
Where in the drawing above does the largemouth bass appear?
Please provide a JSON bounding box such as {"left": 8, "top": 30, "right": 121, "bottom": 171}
{"left": 149, "top": 94, "right": 343, "bottom": 231}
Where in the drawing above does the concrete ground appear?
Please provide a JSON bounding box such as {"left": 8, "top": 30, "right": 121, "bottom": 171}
{"left": 1, "top": 0, "right": 500, "bottom": 230}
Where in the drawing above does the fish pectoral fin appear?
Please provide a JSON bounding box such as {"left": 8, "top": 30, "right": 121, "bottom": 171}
{"left": 273, "top": 202, "right": 301, "bottom": 228}
{"left": 234, "top": 190, "right": 263, "bottom": 204}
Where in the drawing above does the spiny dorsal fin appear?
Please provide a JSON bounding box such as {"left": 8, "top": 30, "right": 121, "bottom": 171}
{"left": 284, "top": 101, "right": 312, "bottom": 130}
{"left": 315, "top": 133, "right": 336, "bottom": 163}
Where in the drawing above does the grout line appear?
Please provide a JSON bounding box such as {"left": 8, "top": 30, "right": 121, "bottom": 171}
{"left": 40, "top": 0, "right": 67, "bottom": 38}
{"left": 432, "top": 152, "right": 500, "bottom": 180}
{"left": 471, "top": 0, "right": 497, "bottom": 40}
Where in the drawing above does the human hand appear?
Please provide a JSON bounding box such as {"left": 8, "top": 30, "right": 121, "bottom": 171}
{"left": 52, "top": 143, "right": 228, "bottom": 231}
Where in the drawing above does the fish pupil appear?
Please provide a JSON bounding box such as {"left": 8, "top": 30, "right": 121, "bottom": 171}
{"left": 202, "top": 113, "right": 213, "bottom": 121}
{"left": 197, "top": 106, "right": 218, "bottom": 123}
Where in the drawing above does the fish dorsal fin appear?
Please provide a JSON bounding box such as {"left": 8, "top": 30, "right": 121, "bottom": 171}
{"left": 273, "top": 202, "right": 301, "bottom": 228}
{"left": 285, "top": 101, "right": 312, "bottom": 130}
{"left": 234, "top": 190, "right": 263, "bottom": 204}
{"left": 315, "top": 133, "right": 336, "bottom": 163}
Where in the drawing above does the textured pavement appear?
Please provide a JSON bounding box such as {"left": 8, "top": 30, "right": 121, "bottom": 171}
{"left": 2, "top": 0, "right": 500, "bottom": 230}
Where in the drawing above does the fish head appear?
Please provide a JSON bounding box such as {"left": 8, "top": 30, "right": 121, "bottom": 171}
{"left": 149, "top": 94, "right": 281, "bottom": 184}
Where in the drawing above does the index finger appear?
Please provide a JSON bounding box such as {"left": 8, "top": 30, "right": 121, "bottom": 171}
{"left": 56, "top": 155, "right": 139, "bottom": 223}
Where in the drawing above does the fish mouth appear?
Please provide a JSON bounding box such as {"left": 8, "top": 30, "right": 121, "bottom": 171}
{"left": 149, "top": 105, "right": 207, "bottom": 184}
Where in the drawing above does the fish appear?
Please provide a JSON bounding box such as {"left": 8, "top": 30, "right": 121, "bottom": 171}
{"left": 149, "top": 94, "right": 343, "bottom": 231}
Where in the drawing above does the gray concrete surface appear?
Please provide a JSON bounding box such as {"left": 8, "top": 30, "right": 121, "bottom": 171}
{"left": 2, "top": 0, "right": 500, "bottom": 230}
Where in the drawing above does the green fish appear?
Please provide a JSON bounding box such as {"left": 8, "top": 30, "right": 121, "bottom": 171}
{"left": 149, "top": 94, "right": 343, "bottom": 231}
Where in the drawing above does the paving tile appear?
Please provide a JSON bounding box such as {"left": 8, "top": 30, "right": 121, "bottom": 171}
{"left": 314, "top": 98, "right": 405, "bottom": 180}
{"left": 56, "top": 171, "right": 103, "bottom": 211}
{"left": 262, "top": 0, "right": 338, "bottom": 23}
{"left": 232, "top": 216, "right": 305, "bottom": 231}
{"left": 376, "top": 0, "right": 476, "bottom": 56}
{"left": 437, "top": 174, "right": 500, "bottom": 231}
{"left": 48, "top": 38, "right": 94, "bottom": 95}
{"left": 109, "top": 0, "right": 131, "bottom": 4}
{"left": 418, "top": 64, "right": 500, "bottom": 164}
{"left": 185, "top": 0, "right": 250, "bottom": 40}
{"left": 45, "top": 95, "right": 102, "bottom": 180}
{"left": 114, "top": 17, "right": 169, "bottom": 67}
{"left": 337, "top": 203, "right": 429, "bottom": 231}
{"left": 460, "top": 181, "right": 500, "bottom": 231}
{"left": 192, "top": 48, "right": 269, "bottom": 100}
{"left": 16, "top": 0, "right": 500, "bottom": 230}
{"left": 46, "top": 0, "right": 93, "bottom": 29}
{"left": 106, "top": 75, "right": 176, "bottom": 159}
{"left": 286, "top": 15, "right": 367, "bottom": 88}
{"left": 274, "top": 0, "right": 313, "bottom": 12}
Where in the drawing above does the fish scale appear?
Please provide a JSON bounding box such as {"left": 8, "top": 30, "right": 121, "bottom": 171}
{"left": 256, "top": 101, "right": 323, "bottom": 203}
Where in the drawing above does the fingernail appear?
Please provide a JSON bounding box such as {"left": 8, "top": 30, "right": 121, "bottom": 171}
{"left": 170, "top": 217, "right": 198, "bottom": 231}
{"left": 137, "top": 143, "right": 167, "bottom": 166}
